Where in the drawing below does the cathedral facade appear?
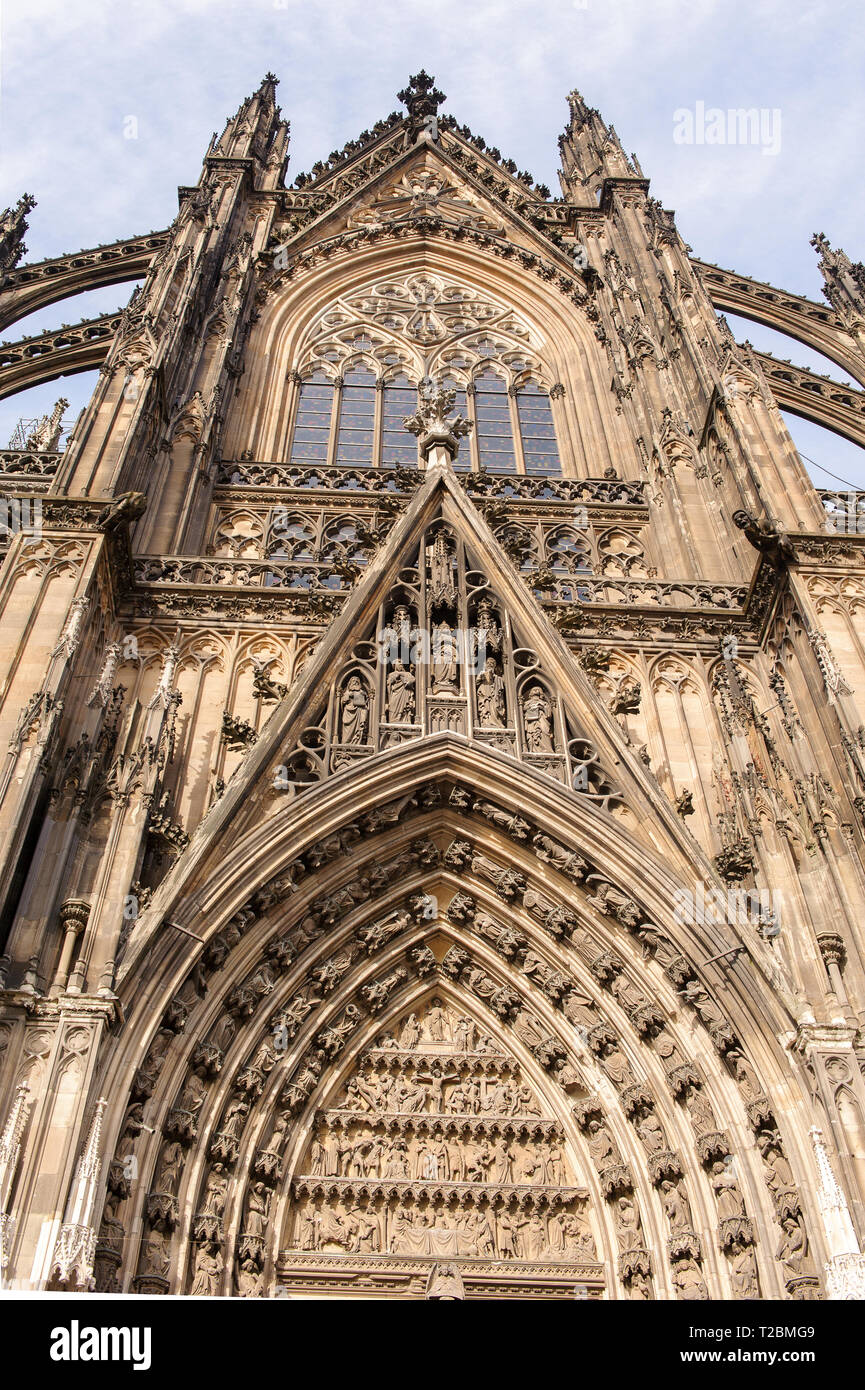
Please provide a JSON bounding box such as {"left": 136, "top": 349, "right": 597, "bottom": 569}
{"left": 1, "top": 70, "right": 865, "bottom": 1300}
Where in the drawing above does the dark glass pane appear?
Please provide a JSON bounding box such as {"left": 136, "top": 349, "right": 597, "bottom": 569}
{"left": 517, "top": 388, "right": 561, "bottom": 476}
{"left": 290, "top": 375, "right": 335, "bottom": 464}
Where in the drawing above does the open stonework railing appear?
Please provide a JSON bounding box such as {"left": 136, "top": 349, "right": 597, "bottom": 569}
{"left": 133, "top": 553, "right": 743, "bottom": 612}
{"left": 215, "top": 460, "right": 647, "bottom": 507}
{"left": 134, "top": 557, "right": 356, "bottom": 591}
{"left": 0, "top": 449, "right": 62, "bottom": 478}
{"left": 818, "top": 489, "right": 865, "bottom": 533}
{"left": 533, "top": 575, "right": 747, "bottom": 610}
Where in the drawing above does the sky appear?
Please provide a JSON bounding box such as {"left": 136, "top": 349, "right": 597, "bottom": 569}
{"left": 0, "top": 0, "right": 863, "bottom": 482}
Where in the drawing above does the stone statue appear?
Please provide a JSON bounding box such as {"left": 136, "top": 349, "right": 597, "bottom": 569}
{"left": 339, "top": 675, "right": 370, "bottom": 744}
{"left": 191, "top": 1243, "right": 223, "bottom": 1297}
{"left": 386, "top": 659, "right": 415, "bottom": 722}
{"left": 155, "top": 1140, "right": 184, "bottom": 1196}
{"left": 673, "top": 1256, "right": 709, "bottom": 1300}
{"left": 201, "top": 1164, "right": 229, "bottom": 1217}
{"left": 522, "top": 685, "right": 555, "bottom": 752}
{"left": 777, "top": 1213, "right": 814, "bottom": 1280}
{"left": 476, "top": 656, "right": 506, "bottom": 727}
{"left": 431, "top": 622, "right": 458, "bottom": 692}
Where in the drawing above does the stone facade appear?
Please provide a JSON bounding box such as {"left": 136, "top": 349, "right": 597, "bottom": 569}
{"left": 1, "top": 70, "right": 865, "bottom": 1300}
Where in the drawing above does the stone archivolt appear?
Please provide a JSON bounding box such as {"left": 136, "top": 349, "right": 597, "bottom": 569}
{"left": 88, "top": 772, "right": 820, "bottom": 1301}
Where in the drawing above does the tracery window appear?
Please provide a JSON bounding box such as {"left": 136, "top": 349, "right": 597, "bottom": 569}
{"left": 286, "top": 274, "right": 563, "bottom": 475}
{"left": 288, "top": 366, "right": 562, "bottom": 476}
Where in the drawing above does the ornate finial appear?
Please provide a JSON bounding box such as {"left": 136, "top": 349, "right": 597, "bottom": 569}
{"left": 263, "top": 72, "right": 278, "bottom": 84}
{"left": 398, "top": 70, "right": 446, "bottom": 122}
{"left": 0, "top": 193, "right": 36, "bottom": 277}
{"left": 403, "top": 382, "right": 472, "bottom": 462}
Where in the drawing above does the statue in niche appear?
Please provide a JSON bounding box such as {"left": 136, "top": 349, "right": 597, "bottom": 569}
{"left": 386, "top": 659, "right": 416, "bottom": 722}
{"left": 244, "top": 1182, "right": 270, "bottom": 1238}
{"left": 686, "top": 1088, "right": 717, "bottom": 1135}
{"left": 236, "top": 1255, "right": 263, "bottom": 1298}
{"left": 615, "top": 1195, "right": 642, "bottom": 1248}
{"left": 673, "top": 1257, "right": 708, "bottom": 1300}
{"left": 191, "top": 1243, "right": 223, "bottom": 1297}
{"left": 731, "top": 1244, "right": 759, "bottom": 1298}
{"left": 155, "top": 1140, "right": 184, "bottom": 1196}
{"left": 473, "top": 596, "right": 502, "bottom": 659}
{"left": 431, "top": 622, "right": 459, "bottom": 693}
{"left": 339, "top": 675, "right": 370, "bottom": 744}
{"left": 636, "top": 1110, "right": 666, "bottom": 1153}
{"left": 220, "top": 1097, "right": 249, "bottom": 1140}
{"left": 265, "top": 1110, "right": 291, "bottom": 1155}
{"left": 584, "top": 1117, "right": 616, "bottom": 1169}
{"left": 178, "top": 1071, "right": 207, "bottom": 1116}
{"left": 660, "top": 1179, "right": 693, "bottom": 1232}
{"left": 522, "top": 685, "right": 555, "bottom": 752}
{"left": 476, "top": 656, "right": 507, "bottom": 728}
{"left": 141, "top": 1229, "right": 171, "bottom": 1278}
{"left": 381, "top": 604, "right": 417, "bottom": 667}
{"left": 777, "top": 1212, "right": 815, "bottom": 1279}
{"left": 710, "top": 1160, "right": 745, "bottom": 1219}
{"left": 201, "top": 1164, "right": 229, "bottom": 1218}
{"left": 427, "top": 532, "right": 456, "bottom": 605}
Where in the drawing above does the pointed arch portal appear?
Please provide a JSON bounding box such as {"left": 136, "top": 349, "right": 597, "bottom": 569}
{"left": 99, "top": 723, "right": 821, "bottom": 1300}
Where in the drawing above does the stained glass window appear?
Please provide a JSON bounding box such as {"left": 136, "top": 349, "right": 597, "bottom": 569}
{"left": 289, "top": 373, "right": 333, "bottom": 464}
{"left": 382, "top": 375, "right": 419, "bottom": 468}
{"left": 441, "top": 378, "right": 470, "bottom": 471}
{"left": 335, "top": 368, "right": 377, "bottom": 467}
{"left": 517, "top": 383, "right": 561, "bottom": 475}
{"left": 474, "top": 371, "right": 516, "bottom": 473}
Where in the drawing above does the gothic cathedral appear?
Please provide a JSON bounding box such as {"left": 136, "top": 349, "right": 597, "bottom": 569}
{"left": 1, "top": 70, "right": 865, "bottom": 1301}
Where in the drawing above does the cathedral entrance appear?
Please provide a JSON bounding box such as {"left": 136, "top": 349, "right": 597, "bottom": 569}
{"left": 279, "top": 996, "right": 604, "bottom": 1298}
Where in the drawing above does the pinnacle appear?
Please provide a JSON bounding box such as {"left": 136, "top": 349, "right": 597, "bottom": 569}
{"left": 398, "top": 70, "right": 446, "bottom": 121}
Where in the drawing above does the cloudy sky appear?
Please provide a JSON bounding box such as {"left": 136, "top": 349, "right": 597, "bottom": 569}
{"left": 1, "top": 0, "right": 863, "bottom": 482}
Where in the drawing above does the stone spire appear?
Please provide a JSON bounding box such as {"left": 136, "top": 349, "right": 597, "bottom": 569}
{"left": 0, "top": 1082, "right": 30, "bottom": 1273}
{"left": 0, "top": 194, "right": 36, "bottom": 281}
{"left": 811, "top": 232, "right": 865, "bottom": 333}
{"left": 209, "top": 72, "right": 289, "bottom": 186}
{"left": 50, "top": 1098, "right": 107, "bottom": 1287}
{"left": 810, "top": 1125, "right": 865, "bottom": 1300}
{"left": 558, "top": 89, "right": 640, "bottom": 202}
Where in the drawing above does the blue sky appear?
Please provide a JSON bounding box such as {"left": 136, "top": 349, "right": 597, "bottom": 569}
{"left": 1, "top": 0, "right": 863, "bottom": 483}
